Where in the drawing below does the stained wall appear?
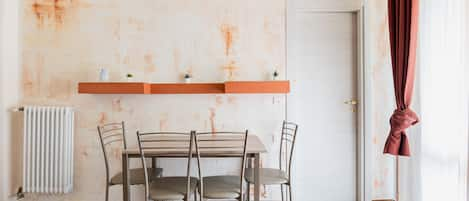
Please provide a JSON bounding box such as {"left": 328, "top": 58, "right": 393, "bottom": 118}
{"left": 365, "top": 0, "right": 396, "bottom": 199}
{"left": 0, "top": 0, "right": 397, "bottom": 200}
{"left": 20, "top": 0, "right": 285, "bottom": 200}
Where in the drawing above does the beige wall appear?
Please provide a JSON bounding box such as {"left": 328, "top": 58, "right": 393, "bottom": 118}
{"left": 364, "top": 0, "right": 397, "bottom": 199}
{"left": 1, "top": 0, "right": 21, "bottom": 200}
{"left": 0, "top": 0, "right": 397, "bottom": 201}
{"left": 20, "top": 0, "right": 285, "bottom": 200}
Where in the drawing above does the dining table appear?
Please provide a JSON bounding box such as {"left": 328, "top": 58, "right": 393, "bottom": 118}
{"left": 122, "top": 134, "right": 267, "bottom": 201}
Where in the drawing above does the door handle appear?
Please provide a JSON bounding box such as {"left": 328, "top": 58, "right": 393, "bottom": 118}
{"left": 344, "top": 100, "right": 358, "bottom": 105}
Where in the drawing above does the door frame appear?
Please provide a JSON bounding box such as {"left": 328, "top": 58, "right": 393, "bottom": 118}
{"left": 286, "top": 5, "right": 371, "bottom": 201}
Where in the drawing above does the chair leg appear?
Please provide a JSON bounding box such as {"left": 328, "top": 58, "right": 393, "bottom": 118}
{"left": 246, "top": 182, "right": 250, "bottom": 201}
{"left": 194, "top": 188, "right": 198, "bottom": 201}
{"left": 105, "top": 184, "right": 109, "bottom": 201}
{"left": 288, "top": 184, "right": 292, "bottom": 201}
{"left": 280, "top": 184, "right": 284, "bottom": 201}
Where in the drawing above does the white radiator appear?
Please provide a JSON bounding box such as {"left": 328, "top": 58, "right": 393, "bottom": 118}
{"left": 22, "top": 106, "right": 75, "bottom": 193}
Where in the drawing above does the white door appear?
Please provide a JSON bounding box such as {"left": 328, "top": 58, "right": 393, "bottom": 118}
{"left": 287, "top": 12, "right": 358, "bottom": 201}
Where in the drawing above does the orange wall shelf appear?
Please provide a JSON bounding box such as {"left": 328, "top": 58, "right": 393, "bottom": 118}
{"left": 78, "top": 82, "right": 151, "bottom": 94}
{"left": 78, "top": 81, "right": 290, "bottom": 94}
{"left": 225, "top": 81, "right": 290, "bottom": 94}
{"left": 151, "top": 83, "right": 225, "bottom": 94}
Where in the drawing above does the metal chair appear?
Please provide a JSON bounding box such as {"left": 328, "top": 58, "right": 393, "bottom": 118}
{"left": 136, "top": 131, "right": 199, "bottom": 201}
{"left": 194, "top": 131, "right": 249, "bottom": 201}
{"left": 244, "top": 121, "right": 298, "bottom": 201}
{"left": 97, "top": 122, "right": 162, "bottom": 201}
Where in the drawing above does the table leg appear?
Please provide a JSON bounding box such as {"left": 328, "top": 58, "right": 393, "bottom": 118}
{"left": 254, "top": 153, "right": 261, "bottom": 201}
{"left": 152, "top": 157, "right": 159, "bottom": 177}
{"left": 122, "top": 153, "right": 130, "bottom": 201}
{"left": 152, "top": 157, "right": 157, "bottom": 168}
{"left": 247, "top": 156, "right": 253, "bottom": 201}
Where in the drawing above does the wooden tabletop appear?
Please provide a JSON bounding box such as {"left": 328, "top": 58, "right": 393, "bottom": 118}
{"left": 123, "top": 135, "right": 267, "bottom": 157}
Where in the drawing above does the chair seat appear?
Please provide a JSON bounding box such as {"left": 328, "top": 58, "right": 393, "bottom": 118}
{"left": 110, "top": 168, "right": 162, "bottom": 185}
{"left": 149, "top": 177, "right": 198, "bottom": 200}
{"left": 203, "top": 175, "right": 242, "bottom": 199}
{"left": 245, "top": 168, "right": 289, "bottom": 185}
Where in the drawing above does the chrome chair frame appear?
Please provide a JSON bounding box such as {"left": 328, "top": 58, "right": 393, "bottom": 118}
{"left": 194, "top": 131, "right": 249, "bottom": 201}
{"left": 98, "top": 122, "right": 162, "bottom": 201}
{"left": 246, "top": 121, "right": 298, "bottom": 201}
{"left": 279, "top": 121, "right": 298, "bottom": 201}
{"left": 97, "top": 122, "right": 128, "bottom": 201}
{"left": 136, "top": 131, "right": 197, "bottom": 201}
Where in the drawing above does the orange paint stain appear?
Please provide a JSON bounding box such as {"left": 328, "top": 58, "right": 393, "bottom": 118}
{"left": 47, "top": 76, "right": 72, "bottom": 100}
{"left": 31, "top": 0, "right": 93, "bottom": 29}
{"left": 222, "top": 60, "right": 239, "bottom": 81}
{"left": 113, "top": 19, "right": 121, "bottom": 40}
{"left": 123, "top": 55, "right": 130, "bottom": 65}
{"left": 377, "top": 19, "right": 389, "bottom": 59}
{"left": 22, "top": 53, "right": 44, "bottom": 97}
{"left": 215, "top": 96, "right": 223, "bottom": 106}
{"left": 98, "top": 112, "right": 107, "bottom": 125}
{"left": 144, "top": 54, "right": 156, "bottom": 73}
{"left": 31, "top": 2, "right": 46, "bottom": 27}
{"left": 373, "top": 179, "right": 383, "bottom": 188}
{"left": 159, "top": 113, "right": 169, "bottom": 131}
{"left": 209, "top": 108, "right": 216, "bottom": 134}
{"left": 22, "top": 67, "right": 35, "bottom": 97}
{"left": 31, "top": 0, "right": 73, "bottom": 28}
{"left": 112, "top": 99, "right": 123, "bottom": 112}
{"left": 383, "top": 167, "right": 389, "bottom": 176}
{"left": 220, "top": 24, "right": 238, "bottom": 56}
{"left": 128, "top": 17, "right": 144, "bottom": 31}
{"left": 173, "top": 49, "right": 180, "bottom": 71}
{"left": 227, "top": 96, "right": 237, "bottom": 104}
{"left": 54, "top": 0, "right": 67, "bottom": 25}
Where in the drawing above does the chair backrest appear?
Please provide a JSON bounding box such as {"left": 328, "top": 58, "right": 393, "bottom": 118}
{"left": 279, "top": 121, "right": 298, "bottom": 181}
{"left": 97, "top": 122, "right": 127, "bottom": 183}
{"left": 136, "top": 131, "right": 195, "bottom": 201}
{"left": 193, "top": 130, "right": 249, "bottom": 200}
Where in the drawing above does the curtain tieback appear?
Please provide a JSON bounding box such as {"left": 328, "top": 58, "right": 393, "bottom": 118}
{"left": 384, "top": 108, "right": 419, "bottom": 156}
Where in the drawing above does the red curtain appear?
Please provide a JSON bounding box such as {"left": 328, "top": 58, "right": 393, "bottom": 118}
{"left": 383, "top": 0, "right": 420, "bottom": 156}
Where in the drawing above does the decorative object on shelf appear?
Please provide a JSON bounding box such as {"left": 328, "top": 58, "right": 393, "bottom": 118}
{"left": 184, "top": 74, "right": 192, "bottom": 83}
{"left": 99, "top": 68, "right": 109, "bottom": 81}
{"left": 273, "top": 70, "right": 279, "bottom": 80}
{"left": 126, "top": 73, "right": 134, "bottom": 82}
